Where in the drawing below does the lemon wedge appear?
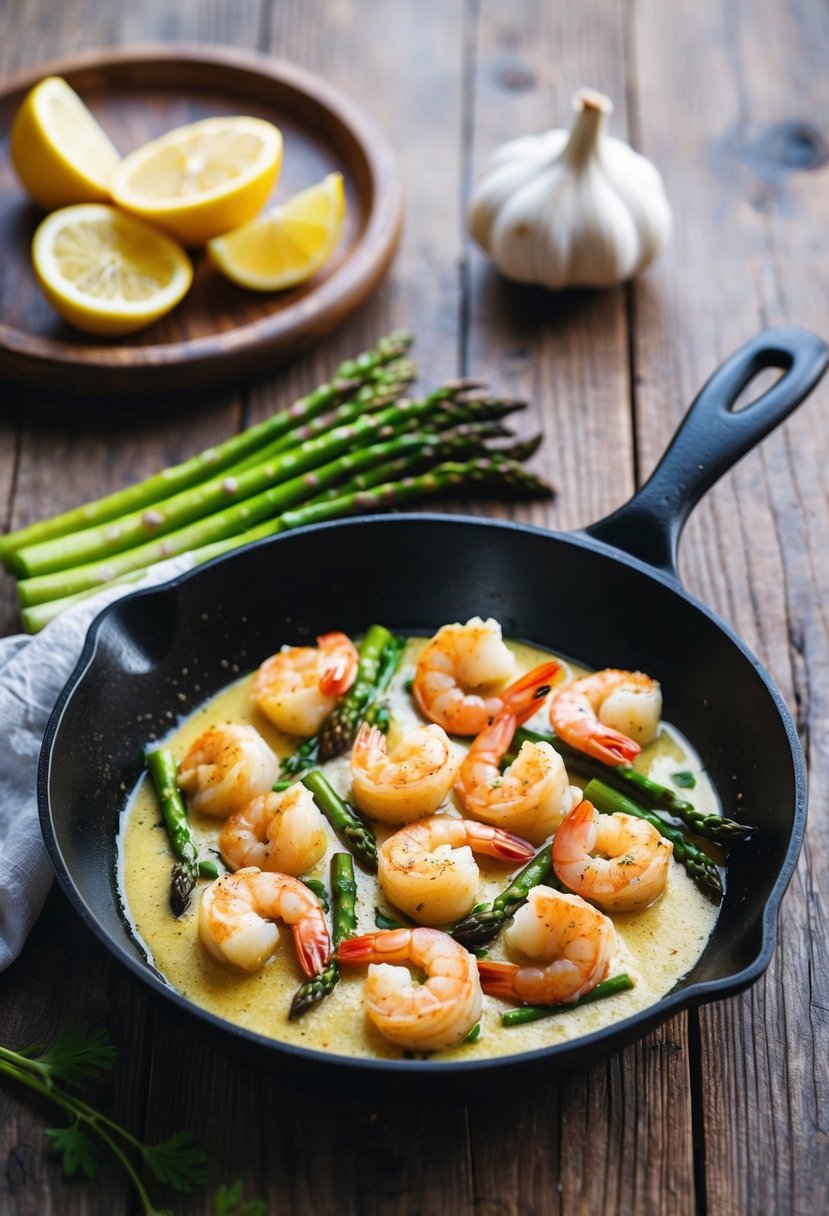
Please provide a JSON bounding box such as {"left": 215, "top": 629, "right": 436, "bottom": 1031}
{"left": 32, "top": 204, "right": 193, "bottom": 335}
{"left": 11, "top": 76, "right": 121, "bottom": 210}
{"left": 207, "top": 171, "right": 345, "bottom": 291}
{"left": 111, "top": 116, "right": 282, "bottom": 246}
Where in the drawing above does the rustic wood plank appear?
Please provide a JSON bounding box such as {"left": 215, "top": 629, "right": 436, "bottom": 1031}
{"left": 462, "top": 3, "right": 698, "bottom": 1213}
{"left": 632, "top": 0, "right": 829, "bottom": 1212}
{"left": 139, "top": 3, "right": 472, "bottom": 1214}
{"left": 463, "top": 0, "right": 636, "bottom": 533}
{"left": 0, "top": 4, "right": 266, "bottom": 1215}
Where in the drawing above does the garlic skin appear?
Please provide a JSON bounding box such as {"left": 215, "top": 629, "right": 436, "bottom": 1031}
{"left": 468, "top": 89, "right": 672, "bottom": 289}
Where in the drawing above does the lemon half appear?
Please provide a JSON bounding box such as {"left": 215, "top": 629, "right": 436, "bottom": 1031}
{"left": 207, "top": 171, "right": 345, "bottom": 291}
{"left": 11, "top": 76, "right": 121, "bottom": 210}
{"left": 32, "top": 204, "right": 193, "bottom": 335}
{"left": 111, "top": 116, "right": 283, "bottom": 245}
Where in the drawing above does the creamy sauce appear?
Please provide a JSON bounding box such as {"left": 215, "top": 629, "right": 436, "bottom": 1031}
{"left": 119, "top": 639, "right": 721, "bottom": 1061}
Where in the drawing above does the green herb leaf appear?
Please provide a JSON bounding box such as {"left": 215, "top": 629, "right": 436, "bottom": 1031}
{"left": 464, "top": 1022, "right": 481, "bottom": 1043}
{"left": 37, "top": 1024, "right": 117, "bottom": 1088}
{"left": 375, "top": 908, "right": 406, "bottom": 930}
{"left": 213, "top": 1179, "right": 268, "bottom": 1216}
{"left": 671, "top": 770, "right": 697, "bottom": 789}
{"left": 143, "top": 1130, "right": 209, "bottom": 1193}
{"left": 45, "top": 1121, "right": 99, "bottom": 1179}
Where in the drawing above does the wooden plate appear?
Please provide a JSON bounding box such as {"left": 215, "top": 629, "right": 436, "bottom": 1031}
{"left": 0, "top": 45, "right": 404, "bottom": 396}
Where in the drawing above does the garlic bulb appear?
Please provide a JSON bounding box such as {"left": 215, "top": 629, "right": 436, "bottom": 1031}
{"left": 468, "top": 88, "right": 672, "bottom": 289}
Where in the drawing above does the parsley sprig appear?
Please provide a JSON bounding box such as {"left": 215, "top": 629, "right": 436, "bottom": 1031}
{"left": 0, "top": 1022, "right": 261, "bottom": 1214}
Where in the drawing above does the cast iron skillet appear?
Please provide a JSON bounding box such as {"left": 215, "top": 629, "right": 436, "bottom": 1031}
{"left": 39, "top": 325, "right": 829, "bottom": 1077}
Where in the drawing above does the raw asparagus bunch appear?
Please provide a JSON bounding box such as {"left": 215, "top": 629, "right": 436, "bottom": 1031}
{"left": 290, "top": 853, "right": 357, "bottom": 1019}
{"left": 299, "top": 770, "right": 378, "bottom": 872}
{"left": 20, "top": 452, "right": 554, "bottom": 633}
{"left": 452, "top": 846, "right": 555, "bottom": 949}
{"left": 512, "top": 726, "right": 753, "bottom": 843}
{"left": 145, "top": 749, "right": 218, "bottom": 916}
{"left": 16, "top": 387, "right": 541, "bottom": 609}
{"left": 0, "top": 330, "right": 413, "bottom": 569}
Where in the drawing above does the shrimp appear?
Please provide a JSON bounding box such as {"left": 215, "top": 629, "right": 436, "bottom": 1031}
{"left": 455, "top": 711, "right": 578, "bottom": 844}
{"left": 378, "top": 815, "right": 535, "bottom": 925}
{"left": 218, "top": 783, "right": 328, "bottom": 876}
{"left": 350, "top": 722, "right": 459, "bottom": 824}
{"left": 477, "top": 886, "right": 617, "bottom": 1004}
{"left": 336, "top": 927, "right": 482, "bottom": 1051}
{"left": 178, "top": 723, "right": 280, "bottom": 818}
{"left": 198, "top": 867, "right": 331, "bottom": 976}
{"left": 552, "top": 799, "right": 672, "bottom": 911}
{"left": 549, "top": 668, "right": 662, "bottom": 765}
{"left": 413, "top": 616, "right": 560, "bottom": 735}
{"left": 253, "top": 631, "right": 359, "bottom": 736}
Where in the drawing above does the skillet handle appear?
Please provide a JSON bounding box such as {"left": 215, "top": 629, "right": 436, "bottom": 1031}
{"left": 583, "top": 325, "right": 829, "bottom": 580}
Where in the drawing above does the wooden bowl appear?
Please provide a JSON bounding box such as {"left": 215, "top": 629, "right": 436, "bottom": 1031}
{"left": 0, "top": 45, "right": 404, "bottom": 396}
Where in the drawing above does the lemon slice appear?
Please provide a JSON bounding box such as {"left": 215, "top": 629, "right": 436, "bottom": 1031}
{"left": 32, "top": 204, "right": 193, "bottom": 335}
{"left": 207, "top": 171, "right": 345, "bottom": 291}
{"left": 111, "top": 116, "right": 283, "bottom": 246}
{"left": 11, "top": 76, "right": 121, "bottom": 210}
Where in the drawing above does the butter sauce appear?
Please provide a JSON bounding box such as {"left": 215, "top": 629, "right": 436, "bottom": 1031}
{"left": 119, "top": 638, "right": 720, "bottom": 1061}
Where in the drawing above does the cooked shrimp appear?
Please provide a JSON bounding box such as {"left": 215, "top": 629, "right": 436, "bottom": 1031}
{"left": 253, "top": 631, "right": 358, "bottom": 736}
{"left": 549, "top": 668, "right": 662, "bottom": 765}
{"left": 218, "top": 783, "right": 328, "bottom": 876}
{"left": 455, "top": 711, "right": 577, "bottom": 844}
{"left": 378, "top": 815, "right": 534, "bottom": 924}
{"left": 477, "top": 886, "right": 617, "bottom": 1004}
{"left": 336, "top": 927, "right": 482, "bottom": 1051}
{"left": 350, "top": 722, "right": 459, "bottom": 824}
{"left": 552, "top": 799, "right": 672, "bottom": 911}
{"left": 198, "top": 867, "right": 331, "bottom": 976}
{"left": 178, "top": 723, "right": 280, "bottom": 818}
{"left": 413, "top": 616, "right": 560, "bottom": 735}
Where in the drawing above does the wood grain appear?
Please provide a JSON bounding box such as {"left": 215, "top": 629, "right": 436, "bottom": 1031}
{"left": 631, "top": 1, "right": 829, "bottom": 1213}
{"left": 1, "top": 0, "right": 828, "bottom": 1213}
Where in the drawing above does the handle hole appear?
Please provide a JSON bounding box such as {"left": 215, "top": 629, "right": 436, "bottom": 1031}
{"left": 730, "top": 366, "right": 785, "bottom": 412}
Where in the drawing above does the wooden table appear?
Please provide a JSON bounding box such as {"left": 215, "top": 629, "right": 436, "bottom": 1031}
{"left": 2, "top": 2, "right": 828, "bottom": 1212}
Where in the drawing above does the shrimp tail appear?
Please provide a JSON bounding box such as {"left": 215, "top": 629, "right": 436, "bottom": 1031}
{"left": 317, "top": 632, "right": 358, "bottom": 696}
{"left": 479, "top": 827, "right": 537, "bottom": 863}
{"left": 468, "top": 711, "right": 518, "bottom": 761}
{"left": 336, "top": 932, "right": 382, "bottom": 965}
{"left": 501, "top": 660, "right": 561, "bottom": 725}
{"left": 585, "top": 726, "right": 641, "bottom": 766}
{"left": 293, "top": 919, "right": 333, "bottom": 978}
{"left": 352, "top": 721, "right": 387, "bottom": 758}
{"left": 476, "top": 960, "right": 522, "bottom": 999}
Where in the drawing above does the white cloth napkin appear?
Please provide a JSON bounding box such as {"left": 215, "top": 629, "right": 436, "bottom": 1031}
{"left": 0, "top": 556, "right": 193, "bottom": 970}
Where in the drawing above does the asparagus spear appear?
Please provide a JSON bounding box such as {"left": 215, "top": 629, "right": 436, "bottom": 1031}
{"left": 500, "top": 973, "right": 635, "bottom": 1026}
{"left": 317, "top": 625, "right": 398, "bottom": 761}
{"left": 583, "top": 778, "right": 723, "bottom": 896}
{"left": 145, "top": 749, "right": 217, "bottom": 917}
{"left": 15, "top": 375, "right": 416, "bottom": 579}
{"left": 17, "top": 391, "right": 533, "bottom": 605}
{"left": 452, "top": 845, "right": 555, "bottom": 949}
{"left": 0, "top": 331, "right": 412, "bottom": 569}
{"left": 16, "top": 427, "right": 457, "bottom": 607}
{"left": 512, "top": 727, "right": 753, "bottom": 843}
{"left": 289, "top": 853, "right": 357, "bottom": 1019}
{"left": 281, "top": 628, "right": 403, "bottom": 776}
{"left": 227, "top": 356, "right": 416, "bottom": 474}
{"left": 19, "top": 456, "right": 554, "bottom": 630}
{"left": 300, "top": 770, "right": 378, "bottom": 872}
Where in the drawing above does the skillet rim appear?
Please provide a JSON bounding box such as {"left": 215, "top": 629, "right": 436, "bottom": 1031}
{"left": 37, "top": 511, "right": 808, "bottom": 1076}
